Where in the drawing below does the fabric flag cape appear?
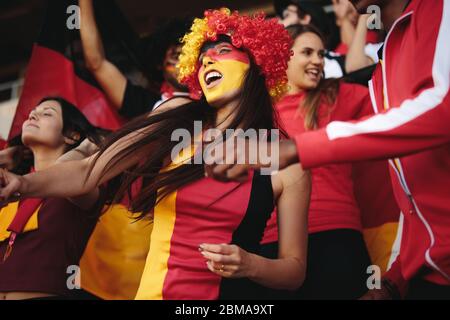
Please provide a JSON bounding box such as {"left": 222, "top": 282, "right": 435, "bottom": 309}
{"left": 8, "top": 0, "right": 149, "bottom": 139}
{"left": 344, "top": 67, "right": 401, "bottom": 274}
{"left": 353, "top": 160, "right": 401, "bottom": 273}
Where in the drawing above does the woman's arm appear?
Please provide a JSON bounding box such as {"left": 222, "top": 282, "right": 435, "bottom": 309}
{"left": 56, "top": 138, "right": 99, "bottom": 163}
{"left": 346, "top": 14, "right": 374, "bottom": 73}
{"left": 251, "top": 164, "right": 310, "bottom": 289}
{"left": 79, "top": 0, "right": 127, "bottom": 109}
{"left": 333, "top": 0, "right": 356, "bottom": 47}
{"left": 0, "top": 140, "right": 101, "bottom": 210}
{"left": 0, "top": 128, "right": 150, "bottom": 202}
{"left": 56, "top": 139, "right": 101, "bottom": 210}
{"left": 200, "top": 164, "right": 311, "bottom": 290}
{"left": 0, "top": 99, "right": 188, "bottom": 203}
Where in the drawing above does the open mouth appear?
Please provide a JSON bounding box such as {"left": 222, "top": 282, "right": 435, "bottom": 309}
{"left": 204, "top": 70, "right": 223, "bottom": 88}
{"left": 305, "top": 68, "right": 320, "bottom": 81}
{"left": 305, "top": 68, "right": 320, "bottom": 78}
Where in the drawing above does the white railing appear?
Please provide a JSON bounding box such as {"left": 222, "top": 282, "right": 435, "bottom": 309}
{"left": 0, "top": 79, "right": 22, "bottom": 140}
{"left": 0, "top": 78, "right": 24, "bottom": 102}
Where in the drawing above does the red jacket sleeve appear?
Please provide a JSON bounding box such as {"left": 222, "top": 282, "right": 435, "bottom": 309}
{"left": 295, "top": 5, "right": 450, "bottom": 169}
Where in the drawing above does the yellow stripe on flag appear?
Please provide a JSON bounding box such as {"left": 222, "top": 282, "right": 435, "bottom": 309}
{"left": 363, "top": 222, "right": 399, "bottom": 273}
{"left": 80, "top": 204, "right": 152, "bottom": 300}
{"left": 134, "top": 190, "right": 177, "bottom": 300}
{"left": 0, "top": 202, "right": 39, "bottom": 242}
{"left": 134, "top": 144, "right": 194, "bottom": 300}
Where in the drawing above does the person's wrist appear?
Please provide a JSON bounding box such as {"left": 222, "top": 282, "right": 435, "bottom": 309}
{"left": 359, "top": 13, "right": 370, "bottom": 21}
{"left": 340, "top": 17, "right": 353, "bottom": 26}
{"left": 19, "top": 174, "right": 30, "bottom": 197}
{"left": 381, "top": 278, "right": 401, "bottom": 300}
{"left": 246, "top": 252, "right": 260, "bottom": 279}
{"left": 336, "top": 14, "right": 350, "bottom": 24}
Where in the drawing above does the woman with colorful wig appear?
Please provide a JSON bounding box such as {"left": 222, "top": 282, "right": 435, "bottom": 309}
{"left": 0, "top": 9, "right": 310, "bottom": 300}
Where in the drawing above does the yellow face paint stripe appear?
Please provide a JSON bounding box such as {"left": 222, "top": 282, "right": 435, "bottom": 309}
{"left": 199, "top": 59, "right": 250, "bottom": 103}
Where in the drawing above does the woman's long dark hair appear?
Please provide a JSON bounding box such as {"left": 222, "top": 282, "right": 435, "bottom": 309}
{"left": 10, "top": 96, "right": 105, "bottom": 174}
{"left": 286, "top": 24, "right": 340, "bottom": 130}
{"left": 39, "top": 96, "right": 106, "bottom": 148}
{"left": 92, "top": 54, "right": 283, "bottom": 218}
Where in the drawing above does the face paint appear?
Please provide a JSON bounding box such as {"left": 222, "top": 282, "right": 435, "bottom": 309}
{"left": 198, "top": 43, "right": 250, "bottom": 104}
{"left": 163, "top": 45, "right": 182, "bottom": 85}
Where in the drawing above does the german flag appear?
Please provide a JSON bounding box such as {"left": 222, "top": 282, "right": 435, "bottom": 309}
{"left": 353, "top": 160, "right": 401, "bottom": 274}
{"left": 8, "top": 0, "right": 147, "bottom": 139}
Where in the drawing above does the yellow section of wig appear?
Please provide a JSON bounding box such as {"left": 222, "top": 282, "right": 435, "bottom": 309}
{"left": 177, "top": 8, "right": 233, "bottom": 82}
{"left": 177, "top": 17, "right": 211, "bottom": 82}
{"left": 270, "top": 81, "right": 289, "bottom": 99}
{"left": 177, "top": 8, "right": 287, "bottom": 99}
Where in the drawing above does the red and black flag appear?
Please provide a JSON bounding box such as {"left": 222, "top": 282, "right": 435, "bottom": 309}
{"left": 8, "top": 0, "right": 149, "bottom": 139}
{"left": 0, "top": 139, "right": 6, "bottom": 150}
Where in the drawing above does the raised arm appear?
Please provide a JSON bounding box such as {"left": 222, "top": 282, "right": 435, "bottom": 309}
{"left": 346, "top": 14, "right": 374, "bottom": 73}
{"left": 79, "top": 0, "right": 127, "bottom": 108}
{"left": 332, "top": 0, "right": 356, "bottom": 48}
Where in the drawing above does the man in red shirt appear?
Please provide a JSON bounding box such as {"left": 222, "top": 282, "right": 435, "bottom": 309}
{"left": 206, "top": 0, "right": 450, "bottom": 299}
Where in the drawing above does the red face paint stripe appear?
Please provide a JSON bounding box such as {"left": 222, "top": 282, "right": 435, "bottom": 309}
{"left": 201, "top": 46, "right": 250, "bottom": 65}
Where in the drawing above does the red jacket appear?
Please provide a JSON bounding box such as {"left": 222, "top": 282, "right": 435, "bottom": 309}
{"left": 295, "top": 0, "right": 450, "bottom": 290}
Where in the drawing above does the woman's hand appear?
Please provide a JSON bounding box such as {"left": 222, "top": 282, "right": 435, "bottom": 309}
{"left": 332, "top": 0, "right": 356, "bottom": 25}
{"left": 199, "top": 243, "right": 257, "bottom": 278}
{"left": 0, "top": 169, "right": 24, "bottom": 206}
